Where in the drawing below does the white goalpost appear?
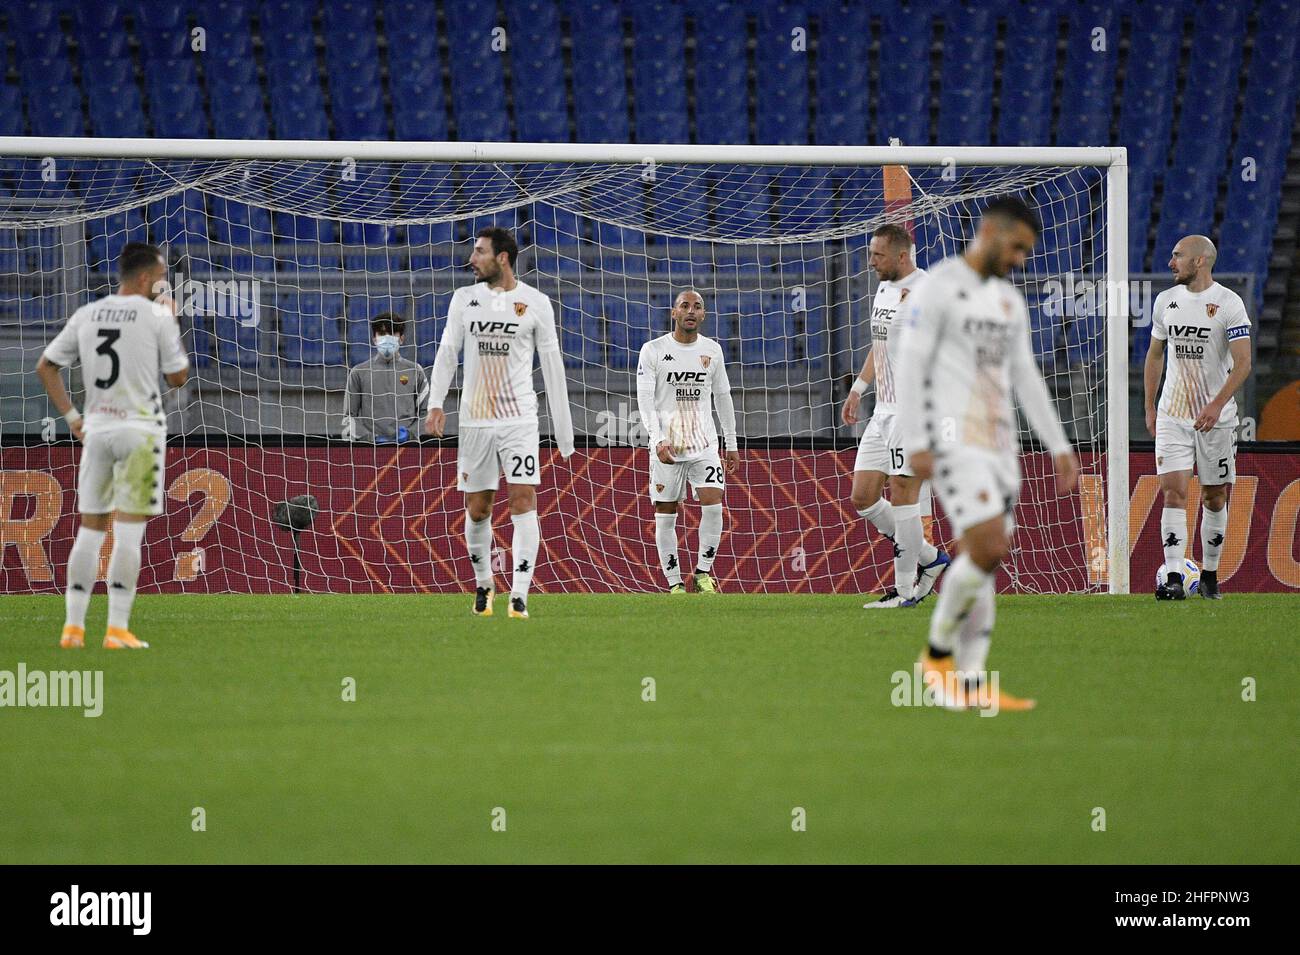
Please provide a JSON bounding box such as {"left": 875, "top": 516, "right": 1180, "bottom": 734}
{"left": 0, "top": 138, "right": 1129, "bottom": 596}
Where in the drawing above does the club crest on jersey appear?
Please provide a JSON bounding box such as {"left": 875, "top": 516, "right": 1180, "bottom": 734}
{"left": 399, "top": 374, "right": 409, "bottom": 385}
{"left": 655, "top": 483, "right": 665, "bottom": 493}
{"left": 1205, "top": 303, "right": 1219, "bottom": 318}
{"left": 700, "top": 355, "right": 711, "bottom": 368}
{"left": 514, "top": 302, "right": 528, "bottom": 317}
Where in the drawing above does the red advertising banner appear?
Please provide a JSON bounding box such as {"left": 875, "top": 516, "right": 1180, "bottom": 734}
{"left": 2, "top": 445, "right": 1298, "bottom": 594}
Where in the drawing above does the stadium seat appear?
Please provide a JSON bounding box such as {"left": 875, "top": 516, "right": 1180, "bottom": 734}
{"left": 690, "top": 3, "right": 749, "bottom": 145}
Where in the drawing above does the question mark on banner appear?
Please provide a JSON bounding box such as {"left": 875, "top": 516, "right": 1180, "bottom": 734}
{"left": 167, "top": 468, "right": 232, "bottom": 580}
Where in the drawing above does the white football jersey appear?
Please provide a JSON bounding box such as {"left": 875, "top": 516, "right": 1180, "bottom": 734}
{"left": 636, "top": 332, "right": 737, "bottom": 462}
{"left": 42, "top": 293, "right": 188, "bottom": 435}
{"left": 868, "top": 267, "right": 926, "bottom": 414}
{"left": 429, "top": 280, "right": 559, "bottom": 427}
{"left": 894, "top": 255, "right": 1070, "bottom": 458}
{"left": 1151, "top": 282, "right": 1250, "bottom": 427}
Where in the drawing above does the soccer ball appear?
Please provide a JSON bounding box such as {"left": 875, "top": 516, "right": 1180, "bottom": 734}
{"left": 1156, "top": 558, "right": 1200, "bottom": 594}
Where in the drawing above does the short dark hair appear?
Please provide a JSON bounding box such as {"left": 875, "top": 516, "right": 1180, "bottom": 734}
{"left": 371, "top": 311, "right": 406, "bottom": 337}
{"left": 871, "top": 223, "right": 913, "bottom": 251}
{"left": 119, "top": 242, "right": 163, "bottom": 279}
{"left": 982, "top": 196, "right": 1041, "bottom": 235}
{"left": 476, "top": 226, "right": 518, "bottom": 267}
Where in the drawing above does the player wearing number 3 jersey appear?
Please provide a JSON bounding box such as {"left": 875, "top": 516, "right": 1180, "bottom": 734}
{"left": 36, "top": 241, "right": 190, "bottom": 650}
{"left": 425, "top": 228, "right": 575, "bottom": 620}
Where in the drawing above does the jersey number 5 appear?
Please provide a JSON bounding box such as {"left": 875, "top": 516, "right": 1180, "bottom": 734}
{"left": 95, "top": 328, "right": 122, "bottom": 389}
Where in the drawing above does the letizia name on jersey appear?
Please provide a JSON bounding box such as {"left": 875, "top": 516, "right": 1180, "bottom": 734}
{"left": 90, "top": 307, "right": 140, "bottom": 324}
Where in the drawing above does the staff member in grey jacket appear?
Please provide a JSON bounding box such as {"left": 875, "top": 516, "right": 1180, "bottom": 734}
{"left": 345, "top": 312, "right": 428, "bottom": 443}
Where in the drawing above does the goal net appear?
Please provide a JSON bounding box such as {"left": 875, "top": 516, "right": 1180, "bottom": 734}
{"left": 0, "top": 142, "right": 1128, "bottom": 596}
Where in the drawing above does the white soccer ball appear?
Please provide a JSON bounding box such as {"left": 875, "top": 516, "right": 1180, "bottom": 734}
{"left": 1156, "top": 557, "right": 1200, "bottom": 594}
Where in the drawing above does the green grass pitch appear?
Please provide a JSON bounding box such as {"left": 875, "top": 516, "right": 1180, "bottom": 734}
{"left": 1, "top": 592, "right": 1295, "bottom": 864}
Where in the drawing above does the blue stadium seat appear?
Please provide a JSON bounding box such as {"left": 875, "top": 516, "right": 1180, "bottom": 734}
{"left": 87, "top": 209, "right": 148, "bottom": 272}
{"left": 937, "top": 7, "right": 994, "bottom": 146}
{"left": 214, "top": 315, "right": 261, "bottom": 369}
{"left": 508, "top": 0, "right": 567, "bottom": 142}
{"left": 813, "top": 5, "right": 868, "bottom": 144}
{"left": 1056, "top": 2, "right": 1118, "bottom": 146}
{"left": 876, "top": 6, "right": 929, "bottom": 146}
{"left": 1065, "top": 313, "right": 1105, "bottom": 367}
{"left": 557, "top": 293, "right": 605, "bottom": 367}
{"left": 997, "top": 3, "right": 1057, "bottom": 146}
{"left": 691, "top": 3, "right": 748, "bottom": 145}
{"left": 631, "top": 2, "right": 688, "bottom": 142}
{"left": 754, "top": 4, "right": 810, "bottom": 145}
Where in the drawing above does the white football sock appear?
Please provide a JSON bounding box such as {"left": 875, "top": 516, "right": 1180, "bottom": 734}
{"left": 1200, "top": 504, "right": 1228, "bottom": 572}
{"left": 892, "top": 503, "right": 923, "bottom": 600}
{"left": 64, "top": 525, "right": 105, "bottom": 629}
{"left": 927, "top": 552, "right": 991, "bottom": 655}
{"left": 697, "top": 503, "right": 723, "bottom": 572}
{"left": 858, "top": 497, "right": 895, "bottom": 542}
{"left": 655, "top": 512, "right": 682, "bottom": 586}
{"left": 106, "top": 519, "right": 146, "bottom": 631}
{"left": 955, "top": 577, "right": 996, "bottom": 675}
{"left": 1160, "top": 506, "right": 1187, "bottom": 578}
{"left": 510, "top": 510, "right": 540, "bottom": 601}
{"left": 464, "top": 514, "right": 494, "bottom": 588}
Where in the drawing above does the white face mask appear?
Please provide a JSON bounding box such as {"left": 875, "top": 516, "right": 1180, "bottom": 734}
{"left": 375, "top": 334, "right": 399, "bottom": 359}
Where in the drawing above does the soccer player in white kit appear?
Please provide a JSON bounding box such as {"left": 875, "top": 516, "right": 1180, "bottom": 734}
{"left": 895, "top": 198, "right": 1078, "bottom": 712}
{"left": 636, "top": 290, "right": 739, "bottom": 593}
{"left": 1143, "top": 234, "right": 1251, "bottom": 600}
{"left": 841, "top": 224, "right": 950, "bottom": 609}
{"left": 35, "top": 242, "right": 190, "bottom": 649}
{"left": 425, "top": 228, "right": 575, "bottom": 619}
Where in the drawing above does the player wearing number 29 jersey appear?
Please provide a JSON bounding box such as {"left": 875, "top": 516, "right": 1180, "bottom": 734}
{"left": 425, "top": 228, "right": 575, "bottom": 619}
{"left": 36, "top": 242, "right": 190, "bottom": 651}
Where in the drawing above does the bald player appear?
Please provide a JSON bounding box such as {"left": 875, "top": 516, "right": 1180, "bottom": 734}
{"left": 636, "top": 290, "right": 739, "bottom": 594}
{"left": 1144, "top": 235, "right": 1252, "bottom": 600}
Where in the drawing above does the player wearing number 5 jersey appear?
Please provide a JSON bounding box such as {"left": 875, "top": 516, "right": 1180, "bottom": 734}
{"left": 36, "top": 242, "right": 190, "bottom": 650}
{"left": 636, "top": 290, "right": 739, "bottom": 594}
{"left": 425, "top": 228, "right": 575, "bottom": 620}
{"left": 1144, "top": 234, "right": 1252, "bottom": 601}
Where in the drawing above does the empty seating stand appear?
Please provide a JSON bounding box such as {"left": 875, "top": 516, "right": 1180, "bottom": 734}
{"left": 0, "top": 0, "right": 1292, "bottom": 377}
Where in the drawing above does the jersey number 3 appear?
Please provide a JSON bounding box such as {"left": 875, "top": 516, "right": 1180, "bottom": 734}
{"left": 95, "top": 328, "right": 122, "bottom": 389}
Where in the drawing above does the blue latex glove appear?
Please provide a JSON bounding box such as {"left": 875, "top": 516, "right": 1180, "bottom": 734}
{"left": 374, "top": 434, "right": 394, "bottom": 445}
{"left": 397, "top": 426, "right": 410, "bottom": 442}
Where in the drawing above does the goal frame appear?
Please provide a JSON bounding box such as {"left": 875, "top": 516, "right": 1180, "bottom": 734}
{"left": 0, "top": 137, "right": 1131, "bottom": 594}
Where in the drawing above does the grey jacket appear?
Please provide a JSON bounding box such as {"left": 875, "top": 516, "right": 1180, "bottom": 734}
{"left": 345, "top": 354, "right": 429, "bottom": 441}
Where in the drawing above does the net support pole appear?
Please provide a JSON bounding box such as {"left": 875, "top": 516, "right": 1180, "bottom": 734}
{"left": 1105, "top": 152, "right": 1130, "bottom": 595}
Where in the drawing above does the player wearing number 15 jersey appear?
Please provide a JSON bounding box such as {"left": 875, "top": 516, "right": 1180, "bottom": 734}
{"left": 636, "top": 290, "right": 739, "bottom": 594}
{"left": 425, "top": 228, "right": 575, "bottom": 620}
{"left": 842, "top": 224, "right": 950, "bottom": 611}
{"left": 36, "top": 242, "right": 190, "bottom": 650}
